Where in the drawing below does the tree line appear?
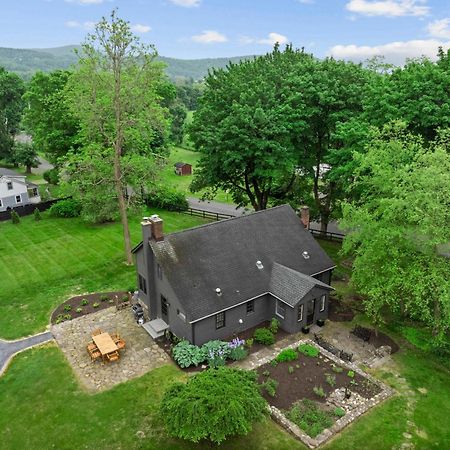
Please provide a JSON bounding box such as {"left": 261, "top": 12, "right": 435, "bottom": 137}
{"left": 0, "top": 14, "right": 448, "bottom": 346}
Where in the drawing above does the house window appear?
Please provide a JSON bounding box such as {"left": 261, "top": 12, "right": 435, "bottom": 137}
{"left": 297, "top": 304, "right": 304, "bottom": 322}
{"left": 157, "top": 263, "right": 162, "bottom": 280}
{"left": 215, "top": 311, "right": 225, "bottom": 329}
{"left": 246, "top": 300, "right": 254, "bottom": 315}
{"left": 30, "top": 187, "right": 38, "bottom": 197}
{"left": 138, "top": 274, "right": 147, "bottom": 294}
{"left": 15, "top": 195, "right": 21, "bottom": 204}
{"left": 275, "top": 299, "right": 286, "bottom": 319}
{"left": 320, "top": 295, "right": 326, "bottom": 312}
{"left": 7, "top": 181, "right": 13, "bottom": 190}
{"left": 177, "top": 309, "right": 186, "bottom": 322}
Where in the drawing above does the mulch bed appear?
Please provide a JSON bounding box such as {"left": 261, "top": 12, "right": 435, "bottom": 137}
{"left": 328, "top": 297, "right": 355, "bottom": 322}
{"left": 157, "top": 320, "right": 290, "bottom": 372}
{"left": 51, "top": 291, "right": 130, "bottom": 324}
{"left": 257, "top": 351, "right": 382, "bottom": 410}
{"left": 367, "top": 330, "right": 399, "bottom": 353}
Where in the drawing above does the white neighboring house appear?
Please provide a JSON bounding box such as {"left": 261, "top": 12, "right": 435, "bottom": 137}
{"left": 0, "top": 168, "right": 41, "bottom": 213}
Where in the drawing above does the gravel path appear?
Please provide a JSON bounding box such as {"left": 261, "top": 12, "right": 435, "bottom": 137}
{"left": 0, "top": 332, "right": 53, "bottom": 376}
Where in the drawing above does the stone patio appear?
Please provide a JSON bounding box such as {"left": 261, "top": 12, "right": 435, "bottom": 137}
{"left": 52, "top": 307, "right": 171, "bottom": 391}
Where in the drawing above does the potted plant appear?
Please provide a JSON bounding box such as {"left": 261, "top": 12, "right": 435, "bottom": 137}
{"left": 316, "top": 319, "right": 325, "bottom": 327}
{"left": 301, "top": 326, "right": 310, "bottom": 334}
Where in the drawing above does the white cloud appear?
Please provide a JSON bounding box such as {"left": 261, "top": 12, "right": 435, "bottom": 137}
{"left": 346, "top": 0, "right": 429, "bottom": 17}
{"left": 64, "top": 20, "right": 95, "bottom": 30}
{"left": 427, "top": 18, "right": 450, "bottom": 39}
{"left": 131, "top": 24, "right": 151, "bottom": 33}
{"left": 191, "top": 30, "right": 227, "bottom": 44}
{"left": 169, "top": 0, "right": 201, "bottom": 7}
{"left": 241, "top": 32, "right": 289, "bottom": 46}
{"left": 329, "top": 39, "right": 450, "bottom": 65}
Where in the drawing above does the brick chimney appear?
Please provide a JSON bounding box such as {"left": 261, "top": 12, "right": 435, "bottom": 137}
{"left": 150, "top": 214, "right": 164, "bottom": 241}
{"left": 300, "top": 206, "right": 310, "bottom": 229}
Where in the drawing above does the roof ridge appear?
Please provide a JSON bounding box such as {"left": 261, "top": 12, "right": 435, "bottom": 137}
{"left": 163, "top": 204, "right": 294, "bottom": 238}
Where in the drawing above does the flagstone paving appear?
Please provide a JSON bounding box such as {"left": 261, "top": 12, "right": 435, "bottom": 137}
{"left": 52, "top": 307, "right": 171, "bottom": 391}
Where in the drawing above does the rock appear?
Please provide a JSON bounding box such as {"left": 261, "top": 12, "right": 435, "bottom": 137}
{"left": 417, "top": 387, "right": 428, "bottom": 395}
{"left": 403, "top": 432, "right": 412, "bottom": 439}
{"left": 136, "top": 431, "right": 145, "bottom": 439}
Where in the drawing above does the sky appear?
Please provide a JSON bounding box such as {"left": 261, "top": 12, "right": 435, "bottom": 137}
{"left": 1, "top": 0, "right": 450, "bottom": 64}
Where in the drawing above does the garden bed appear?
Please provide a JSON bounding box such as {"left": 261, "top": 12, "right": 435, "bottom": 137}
{"left": 253, "top": 339, "right": 393, "bottom": 448}
{"left": 51, "top": 291, "right": 130, "bottom": 324}
{"left": 328, "top": 297, "right": 355, "bottom": 322}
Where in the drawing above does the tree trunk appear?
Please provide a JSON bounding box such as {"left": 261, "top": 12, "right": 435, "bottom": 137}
{"left": 432, "top": 300, "right": 441, "bottom": 337}
{"left": 320, "top": 218, "right": 329, "bottom": 234}
{"left": 26, "top": 165, "right": 32, "bottom": 174}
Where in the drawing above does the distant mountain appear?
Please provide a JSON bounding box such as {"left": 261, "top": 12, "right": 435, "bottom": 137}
{"left": 0, "top": 45, "right": 255, "bottom": 81}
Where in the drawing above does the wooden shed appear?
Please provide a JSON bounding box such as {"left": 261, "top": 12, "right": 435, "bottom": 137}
{"left": 174, "top": 162, "right": 192, "bottom": 176}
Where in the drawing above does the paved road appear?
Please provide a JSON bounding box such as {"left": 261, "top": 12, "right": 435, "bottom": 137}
{"left": 33, "top": 156, "right": 54, "bottom": 176}
{"left": 0, "top": 332, "right": 53, "bottom": 376}
{"left": 187, "top": 197, "right": 248, "bottom": 216}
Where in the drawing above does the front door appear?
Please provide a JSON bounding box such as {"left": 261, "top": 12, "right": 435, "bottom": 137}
{"left": 306, "top": 299, "right": 315, "bottom": 326}
{"left": 161, "top": 295, "right": 169, "bottom": 323}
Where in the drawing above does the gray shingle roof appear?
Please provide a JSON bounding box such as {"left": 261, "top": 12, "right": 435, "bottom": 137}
{"left": 0, "top": 168, "right": 23, "bottom": 177}
{"left": 149, "top": 204, "right": 335, "bottom": 322}
{"left": 270, "top": 263, "right": 333, "bottom": 307}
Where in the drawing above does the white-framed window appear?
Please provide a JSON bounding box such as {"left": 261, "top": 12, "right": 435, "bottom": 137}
{"left": 7, "top": 181, "right": 13, "bottom": 190}
{"left": 15, "top": 195, "right": 21, "bottom": 204}
{"left": 320, "top": 295, "right": 326, "bottom": 312}
{"left": 297, "top": 304, "right": 304, "bottom": 322}
{"left": 177, "top": 309, "right": 186, "bottom": 322}
{"left": 275, "top": 299, "right": 286, "bottom": 319}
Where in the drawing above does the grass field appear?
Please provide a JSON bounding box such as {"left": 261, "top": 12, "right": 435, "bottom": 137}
{"left": 1, "top": 327, "right": 448, "bottom": 449}
{"left": 0, "top": 209, "right": 207, "bottom": 340}
{"left": 161, "top": 146, "right": 232, "bottom": 204}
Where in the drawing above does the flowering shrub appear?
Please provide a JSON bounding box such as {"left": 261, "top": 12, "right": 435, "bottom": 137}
{"left": 228, "top": 338, "right": 248, "bottom": 361}
{"left": 202, "top": 340, "right": 229, "bottom": 368}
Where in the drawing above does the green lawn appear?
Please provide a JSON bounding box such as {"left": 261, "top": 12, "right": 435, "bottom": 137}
{"left": 0, "top": 209, "right": 207, "bottom": 339}
{"left": 161, "top": 146, "right": 233, "bottom": 204}
{"left": 1, "top": 335, "right": 448, "bottom": 449}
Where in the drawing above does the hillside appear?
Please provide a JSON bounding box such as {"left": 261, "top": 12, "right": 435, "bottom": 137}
{"left": 0, "top": 45, "right": 255, "bottom": 80}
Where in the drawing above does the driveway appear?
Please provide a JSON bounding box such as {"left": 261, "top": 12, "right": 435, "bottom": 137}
{"left": 0, "top": 332, "right": 53, "bottom": 376}
{"left": 188, "top": 197, "right": 248, "bottom": 216}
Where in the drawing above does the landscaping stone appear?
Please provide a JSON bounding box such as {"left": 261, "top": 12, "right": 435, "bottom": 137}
{"left": 52, "top": 307, "right": 171, "bottom": 391}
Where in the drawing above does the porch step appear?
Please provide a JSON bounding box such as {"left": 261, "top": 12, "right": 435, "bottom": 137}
{"left": 142, "top": 318, "right": 169, "bottom": 339}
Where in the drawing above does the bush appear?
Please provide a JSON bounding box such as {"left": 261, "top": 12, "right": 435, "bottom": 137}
{"left": 334, "top": 407, "right": 346, "bottom": 418}
{"left": 288, "top": 366, "right": 295, "bottom": 374}
{"left": 325, "top": 373, "right": 336, "bottom": 387}
{"left": 33, "top": 208, "right": 41, "bottom": 221}
{"left": 313, "top": 386, "right": 326, "bottom": 398}
{"left": 229, "top": 346, "right": 248, "bottom": 361}
{"left": 253, "top": 328, "right": 275, "bottom": 345}
{"left": 245, "top": 338, "right": 254, "bottom": 348}
{"left": 76, "top": 307, "right": 83, "bottom": 313}
{"left": 49, "top": 199, "right": 82, "bottom": 218}
{"left": 347, "top": 370, "right": 355, "bottom": 378}
{"left": 122, "top": 294, "right": 129, "bottom": 302}
{"left": 287, "top": 399, "right": 333, "bottom": 438}
{"left": 81, "top": 299, "right": 89, "bottom": 306}
{"left": 93, "top": 302, "right": 100, "bottom": 308}
{"left": 172, "top": 340, "right": 205, "bottom": 368}
{"left": 261, "top": 378, "right": 278, "bottom": 397}
{"left": 100, "top": 295, "right": 109, "bottom": 302}
{"left": 275, "top": 348, "right": 298, "bottom": 363}
{"left": 160, "top": 367, "right": 266, "bottom": 444}
{"left": 43, "top": 168, "right": 59, "bottom": 185}
{"left": 269, "top": 317, "right": 280, "bottom": 334}
{"left": 63, "top": 305, "right": 71, "bottom": 312}
{"left": 11, "top": 210, "right": 20, "bottom": 224}
{"left": 145, "top": 185, "right": 189, "bottom": 211}
{"left": 202, "top": 340, "right": 230, "bottom": 368}
{"left": 332, "top": 364, "right": 343, "bottom": 373}
{"left": 55, "top": 313, "right": 72, "bottom": 324}
{"left": 298, "top": 343, "right": 319, "bottom": 357}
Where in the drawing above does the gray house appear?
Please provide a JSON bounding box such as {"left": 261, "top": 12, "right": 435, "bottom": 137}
{"left": 132, "top": 204, "right": 335, "bottom": 345}
{"left": 0, "top": 168, "right": 41, "bottom": 212}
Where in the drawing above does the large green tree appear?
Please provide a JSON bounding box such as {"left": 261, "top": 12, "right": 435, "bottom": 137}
{"left": 190, "top": 45, "right": 310, "bottom": 210}
{"left": 0, "top": 67, "right": 25, "bottom": 160}
{"left": 22, "top": 70, "right": 80, "bottom": 164}
{"left": 341, "top": 122, "right": 450, "bottom": 346}
{"left": 66, "top": 11, "right": 169, "bottom": 264}
{"left": 8, "top": 141, "right": 39, "bottom": 173}
{"left": 364, "top": 48, "right": 450, "bottom": 142}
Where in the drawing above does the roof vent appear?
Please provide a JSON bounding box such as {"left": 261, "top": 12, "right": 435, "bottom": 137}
{"left": 215, "top": 288, "right": 222, "bottom": 297}
{"left": 302, "top": 251, "right": 310, "bottom": 260}
{"left": 256, "top": 260, "right": 264, "bottom": 270}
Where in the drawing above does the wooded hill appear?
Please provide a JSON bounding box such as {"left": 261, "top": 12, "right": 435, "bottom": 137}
{"left": 0, "top": 45, "right": 254, "bottom": 80}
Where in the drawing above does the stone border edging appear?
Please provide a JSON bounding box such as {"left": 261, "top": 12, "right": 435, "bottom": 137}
{"left": 255, "top": 339, "right": 394, "bottom": 448}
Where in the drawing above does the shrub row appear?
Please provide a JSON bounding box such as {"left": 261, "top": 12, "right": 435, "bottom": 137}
{"left": 145, "top": 185, "right": 188, "bottom": 211}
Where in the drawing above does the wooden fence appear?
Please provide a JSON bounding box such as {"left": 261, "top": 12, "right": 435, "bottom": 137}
{"left": 178, "top": 207, "right": 235, "bottom": 222}
{"left": 0, "top": 198, "right": 68, "bottom": 222}
{"left": 308, "top": 228, "right": 345, "bottom": 242}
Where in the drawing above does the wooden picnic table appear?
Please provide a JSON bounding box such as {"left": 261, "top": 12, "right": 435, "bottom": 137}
{"left": 92, "top": 332, "right": 118, "bottom": 356}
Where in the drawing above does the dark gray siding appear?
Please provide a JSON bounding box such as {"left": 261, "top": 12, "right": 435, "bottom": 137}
{"left": 192, "top": 294, "right": 273, "bottom": 346}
